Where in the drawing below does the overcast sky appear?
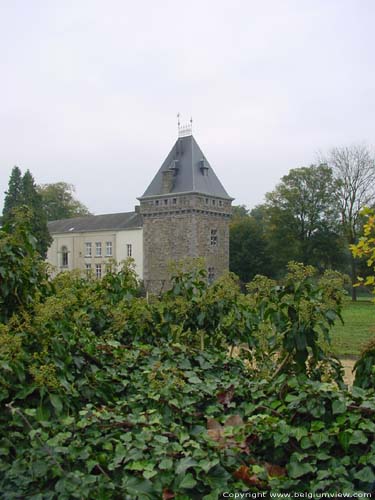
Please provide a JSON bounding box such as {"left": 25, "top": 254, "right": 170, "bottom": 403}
{"left": 1, "top": 0, "right": 374, "bottom": 215}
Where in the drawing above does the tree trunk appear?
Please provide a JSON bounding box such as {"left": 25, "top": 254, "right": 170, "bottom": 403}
{"left": 350, "top": 253, "right": 357, "bottom": 302}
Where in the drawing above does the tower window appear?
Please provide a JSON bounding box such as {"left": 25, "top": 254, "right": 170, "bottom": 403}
{"left": 210, "top": 229, "right": 218, "bottom": 246}
{"left": 85, "top": 242, "right": 92, "bottom": 257}
{"left": 61, "top": 246, "right": 68, "bottom": 267}
{"left": 127, "top": 244, "right": 132, "bottom": 257}
{"left": 96, "top": 242, "right": 102, "bottom": 257}
{"left": 208, "top": 267, "right": 215, "bottom": 284}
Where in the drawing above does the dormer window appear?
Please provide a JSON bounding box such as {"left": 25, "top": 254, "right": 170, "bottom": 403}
{"left": 200, "top": 158, "right": 209, "bottom": 176}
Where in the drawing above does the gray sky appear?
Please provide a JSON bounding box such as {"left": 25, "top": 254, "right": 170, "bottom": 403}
{"left": 1, "top": 0, "right": 374, "bottom": 214}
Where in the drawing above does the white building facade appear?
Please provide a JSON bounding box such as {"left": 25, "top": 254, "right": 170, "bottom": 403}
{"left": 47, "top": 211, "right": 143, "bottom": 279}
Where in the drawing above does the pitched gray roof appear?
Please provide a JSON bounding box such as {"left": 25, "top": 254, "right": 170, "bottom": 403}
{"left": 139, "top": 135, "right": 232, "bottom": 200}
{"left": 48, "top": 211, "right": 142, "bottom": 234}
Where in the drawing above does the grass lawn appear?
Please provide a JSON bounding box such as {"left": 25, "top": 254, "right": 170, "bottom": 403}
{"left": 328, "top": 299, "right": 375, "bottom": 357}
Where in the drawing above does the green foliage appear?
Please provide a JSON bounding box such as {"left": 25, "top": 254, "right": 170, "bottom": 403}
{"left": 21, "top": 170, "right": 52, "bottom": 256}
{"left": 230, "top": 212, "right": 274, "bottom": 282}
{"left": 246, "top": 263, "right": 347, "bottom": 377}
{"left": 37, "top": 182, "right": 91, "bottom": 221}
{"left": 263, "top": 164, "right": 345, "bottom": 272}
{"left": 0, "top": 207, "right": 50, "bottom": 323}
{"left": 2, "top": 166, "right": 23, "bottom": 226}
{"left": 2, "top": 167, "right": 52, "bottom": 256}
{"left": 354, "top": 339, "right": 375, "bottom": 389}
{"left": 0, "top": 261, "right": 374, "bottom": 497}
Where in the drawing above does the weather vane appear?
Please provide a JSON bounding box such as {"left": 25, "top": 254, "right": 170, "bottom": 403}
{"left": 177, "top": 113, "right": 193, "bottom": 137}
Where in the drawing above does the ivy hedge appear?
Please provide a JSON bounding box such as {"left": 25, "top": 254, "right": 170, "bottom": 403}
{"left": 0, "top": 215, "right": 374, "bottom": 498}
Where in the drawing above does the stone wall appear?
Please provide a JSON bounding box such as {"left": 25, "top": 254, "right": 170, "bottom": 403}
{"left": 140, "top": 193, "right": 231, "bottom": 293}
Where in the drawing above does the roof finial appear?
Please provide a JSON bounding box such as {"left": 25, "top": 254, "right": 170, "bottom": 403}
{"left": 178, "top": 114, "right": 193, "bottom": 138}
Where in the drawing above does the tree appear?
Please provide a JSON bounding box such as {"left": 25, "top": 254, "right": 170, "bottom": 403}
{"left": 0, "top": 207, "right": 50, "bottom": 323}
{"left": 230, "top": 209, "right": 274, "bottom": 283}
{"left": 2, "top": 168, "right": 52, "bottom": 257}
{"left": 351, "top": 207, "right": 375, "bottom": 298}
{"left": 21, "top": 170, "right": 52, "bottom": 256}
{"left": 2, "top": 166, "right": 23, "bottom": 226}
{"left": 324, "top": 145, "right": 375, "bottom": 300}
{"left": 263, "top": 164, "right": 345, "bottom": 272}
{"left": 37, "top": 182, "right": 91, "bottom": 221}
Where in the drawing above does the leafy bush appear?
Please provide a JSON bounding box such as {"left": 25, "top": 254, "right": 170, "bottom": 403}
{"left": 246, "top": 263, "right": 347, "bottom": 379}
{"left": 354, "top": 339, "right": 375, "bottom": 389}
{"left": 0, "top": 259, "right": 374, "bottom": 497}
{"left": 1, "top": 340, "right": 374, "bottom": 498}
{"left": 0, "top": 207, "right": 50, "bottom": 323}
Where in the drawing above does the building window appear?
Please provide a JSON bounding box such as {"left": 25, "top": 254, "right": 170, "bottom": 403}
{"left": 61, "top": 246, "right": 68, "bottom": 267}
{"left": 106, "top": 241, "right": 112, "bottom": 257}
{"left": 212, "top": 199, "right": 216, "bottom": 206}
{"left": 210, "top": 229, "right": 218, "bottom": 246}
{"left": 205, "top": 198, "right": 209, "bottom": 205}
{"left": 155, "top": 200, "right": 159, "bottom": 206}
{"left": 85, "top": 242, "right": 92, "bottom": 257}
{"left": 127, "top": 244, "right": 132, "bottom": 257}
{"left": 95, "top": 263, "right": 102, "bottom": 279}
{"left": 208, "top": 267, "right": 215, "bottom": 284}
{"left": 219, "top": 200, "right": 222, "bottom": 207}
{"left": 85, "top": 263, "right": 91, "bottom": 277}
{"left": 172, "top": 198, "right": 177, "bottom": 205}
{"left": 164, "top": 199, "right": 168, "bottom": 205}
{"left": 96, "top": 242, "right": 102, "bottom": 257}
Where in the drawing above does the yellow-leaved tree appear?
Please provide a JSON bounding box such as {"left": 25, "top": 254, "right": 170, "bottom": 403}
{"left": 351, "top": 207, "right": 375, "bottom": 298}
{"left": 350, "top": 207, "right": 375, "bottom": 389}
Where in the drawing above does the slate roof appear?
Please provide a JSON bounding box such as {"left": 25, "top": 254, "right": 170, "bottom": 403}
{"left": 48, "top": 211, "right": 143, "bottom": 234}
{"left": 139, "top": 135, "right": 232, "bottom": 200}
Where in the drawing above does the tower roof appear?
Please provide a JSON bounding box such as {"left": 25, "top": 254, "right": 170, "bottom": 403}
{"left": 139, "top": 134, "right": 232, "bottom": 200}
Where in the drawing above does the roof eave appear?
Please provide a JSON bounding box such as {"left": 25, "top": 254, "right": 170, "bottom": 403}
{"left": 138, "top": 191, "right": 234, "bottom": 201}
{"left": 49, "top": 225, "right": 143, "bottom": 235}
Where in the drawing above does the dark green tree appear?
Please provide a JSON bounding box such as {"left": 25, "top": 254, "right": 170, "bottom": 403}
{"left": 263, "top": 164, "right": 346, "bottom": 273}
{"left": 2, "top": 166, "right": 23, "bottom": 226}
{"left": 3, "top": 167, "right": 52, "bottom": 257}
{"left": 21, "top": 170, "right": 52, "bottom": 256}
{"left": 229, "top": 205, "right": 274, "bottom": 283}
{"left": 0, "top": 207, "right": 50, "bottom": 323}
{"left": 37, "top": 182, "right": 91, "bottom": 221}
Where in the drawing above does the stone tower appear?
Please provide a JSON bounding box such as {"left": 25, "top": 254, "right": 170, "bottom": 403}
{"left": 138, "top": 124, "right": 233, "bottom": 293}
